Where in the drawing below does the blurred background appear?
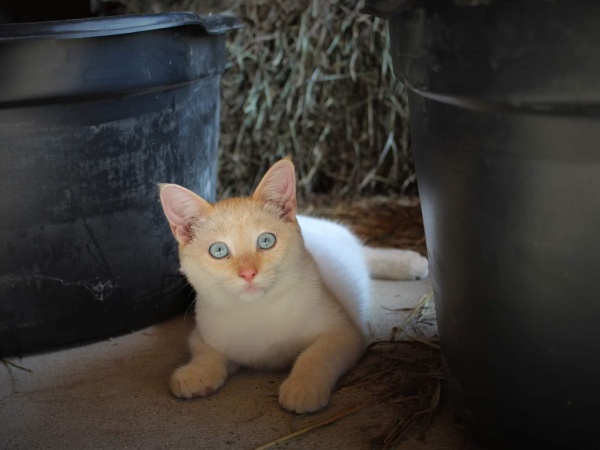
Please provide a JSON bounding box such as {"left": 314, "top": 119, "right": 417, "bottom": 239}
{"left": 0, "top": 0, "right": 424, "bottom": 251}
{"left": 0, "top": 0, "right": 417, "bottom": 198}
{"left": 119, "top": 0, "right": 417, "bottom": 199}
{"left": 117, "top": 0, "right": 416, "bottom": 201}
{"left": 96, "top": 0, "right": 416, "bottom": 201}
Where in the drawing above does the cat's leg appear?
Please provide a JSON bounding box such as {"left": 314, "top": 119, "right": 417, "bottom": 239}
{"left": 279, "top": 325, "right": 365, "bottom": 414}
{"left": 170, "top": 328, "right": 235, "bottom": 398}
{"left": 363, "top": 246, "right": 429, "bottom": 280}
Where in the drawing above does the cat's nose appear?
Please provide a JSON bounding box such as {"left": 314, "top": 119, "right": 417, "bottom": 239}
{"left": 239, "top": 268, "right": 257, "bottom": 282}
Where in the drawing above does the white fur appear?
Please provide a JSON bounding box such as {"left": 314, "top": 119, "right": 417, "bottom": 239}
{"left": 363, "top": 246, "right": 429, "bottom": 280}
{"left": 170, "top": 214, "right": 429, "bottom": 413}
{"left": 160, "top": 160, "right": 429, "bottom": 414}
{"left": 296, "top": 215, "right": 370, "bottom": 333}
{"left": 179, "top": 214, "right": 364, "bottom": 371}
{"left": 192, "top": 262, "right": 350, "bottom": 370}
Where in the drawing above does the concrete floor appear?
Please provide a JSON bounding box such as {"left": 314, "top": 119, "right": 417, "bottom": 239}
{"left": 1, "top": 279, "right": 467, "bottom": 449}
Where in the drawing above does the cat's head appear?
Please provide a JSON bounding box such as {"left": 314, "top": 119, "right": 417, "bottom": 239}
{"left": 159, "top": 159, "right": 305, "bottom": 302}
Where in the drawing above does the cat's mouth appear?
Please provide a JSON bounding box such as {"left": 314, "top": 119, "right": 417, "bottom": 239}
{"left": 237, "top": 282, "right": 267, "bottom": 301}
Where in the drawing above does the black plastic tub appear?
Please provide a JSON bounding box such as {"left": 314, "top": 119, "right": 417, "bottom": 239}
{"left": 0, "top": 13, "right": 241, "bottom": 356}
{"left": 366, "top": 1, "right": 600, "bottom": 448}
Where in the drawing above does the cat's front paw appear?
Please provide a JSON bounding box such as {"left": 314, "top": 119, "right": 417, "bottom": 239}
{"left": 170, "top": 363, "right": 227, "bottom": 399}
{"left": 279, "top": 376, "right": 330, "bottom": 414}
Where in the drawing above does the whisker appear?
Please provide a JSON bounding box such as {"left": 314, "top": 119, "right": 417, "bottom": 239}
{"left": 165, "top": 280, "right": 191, "bottom": 299}
{"left": 274, "top": 275, "right": 319, "bottom": 289}
{"left": 164, "top": 280, "right": 196, "bottom": 322}
{"left": 183, "top": 296, "right": 196, "bottom": 323}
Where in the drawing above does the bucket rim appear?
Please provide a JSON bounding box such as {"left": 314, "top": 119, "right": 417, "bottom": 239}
{"left": 0, "top": 12, "right": 243, "bottom": 42}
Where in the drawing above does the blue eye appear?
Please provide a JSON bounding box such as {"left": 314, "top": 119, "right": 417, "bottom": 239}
{"left": 209, "top": 242, "right": 229, "bottom": 259}
{"left": 257, "top": 232, "right": 276, "bottom": 250}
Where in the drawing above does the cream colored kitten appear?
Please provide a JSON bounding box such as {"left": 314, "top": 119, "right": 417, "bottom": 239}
{"left": 159, "top": 159, "right": 428, "bottom": 414}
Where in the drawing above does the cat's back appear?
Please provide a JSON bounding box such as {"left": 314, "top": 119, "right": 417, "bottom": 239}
{"left": 296, "top": 215, "right": 370, "bottom": 332}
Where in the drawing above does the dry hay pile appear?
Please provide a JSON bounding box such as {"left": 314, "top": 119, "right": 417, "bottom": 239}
{"left": 349, "top": 340, "right": 445, "bottom": 448}
{"left": 120, "top": 0, "right": 415, "bottom": 200}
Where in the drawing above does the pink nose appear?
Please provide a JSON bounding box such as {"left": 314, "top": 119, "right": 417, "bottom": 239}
{"left": 239, "top": 268, "right": 257, "bottom": 282}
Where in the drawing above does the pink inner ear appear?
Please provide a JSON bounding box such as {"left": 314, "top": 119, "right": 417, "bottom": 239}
{"left": 280, "top": 180, "right": 297, "bottom": 216}
{"left": 159, "top": 184, "right": 206, "bottom": 244}
{"left": 169, "top": 222, "right": 190, "bottom": 244}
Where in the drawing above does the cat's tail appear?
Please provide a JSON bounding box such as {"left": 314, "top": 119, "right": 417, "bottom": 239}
{"left": 363, "top": 246, "right": 429, "bottom": 281}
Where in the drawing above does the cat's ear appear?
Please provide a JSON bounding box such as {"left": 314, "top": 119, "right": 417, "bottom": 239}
{"left": 159, "top": 184, "right": 211, "bottom": 245}
{"left": 253, "top": 158, "right": 297, "bottom": 221}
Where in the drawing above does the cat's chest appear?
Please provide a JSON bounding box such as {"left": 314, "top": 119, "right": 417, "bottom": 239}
{"left": 195, "top": 293, "right": 320, "bottom": 368}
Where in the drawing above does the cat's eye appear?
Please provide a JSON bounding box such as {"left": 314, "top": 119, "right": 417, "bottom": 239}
{"left": 209, "top": 242, "right": 229, "bottom": 259}
{"left": 257, "top": 232, "right": 276, "bottom": 250}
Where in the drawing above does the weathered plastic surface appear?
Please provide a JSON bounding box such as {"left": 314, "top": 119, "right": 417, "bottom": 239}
{"left": 381, "top": 1, "right": 600, "bottom": 448}
{"left": 0, "top": 13, "right": 241, "bottom": 356}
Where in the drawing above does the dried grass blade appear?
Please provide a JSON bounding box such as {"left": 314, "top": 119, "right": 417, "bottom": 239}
{"left": 253, "top": 402, "right": 371, "bottom": 450}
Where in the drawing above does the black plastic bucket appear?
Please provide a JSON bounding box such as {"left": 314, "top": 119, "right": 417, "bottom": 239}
{"left": 0, "top": 13, "right": 241, "bottom": 356}
{"left": 366, "top": 1, "right": 600, "bottom": 448}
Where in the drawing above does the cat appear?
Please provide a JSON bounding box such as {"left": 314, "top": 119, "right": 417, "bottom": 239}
{"left": 158, "top": 158, "right": 429, "bottom": 414}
